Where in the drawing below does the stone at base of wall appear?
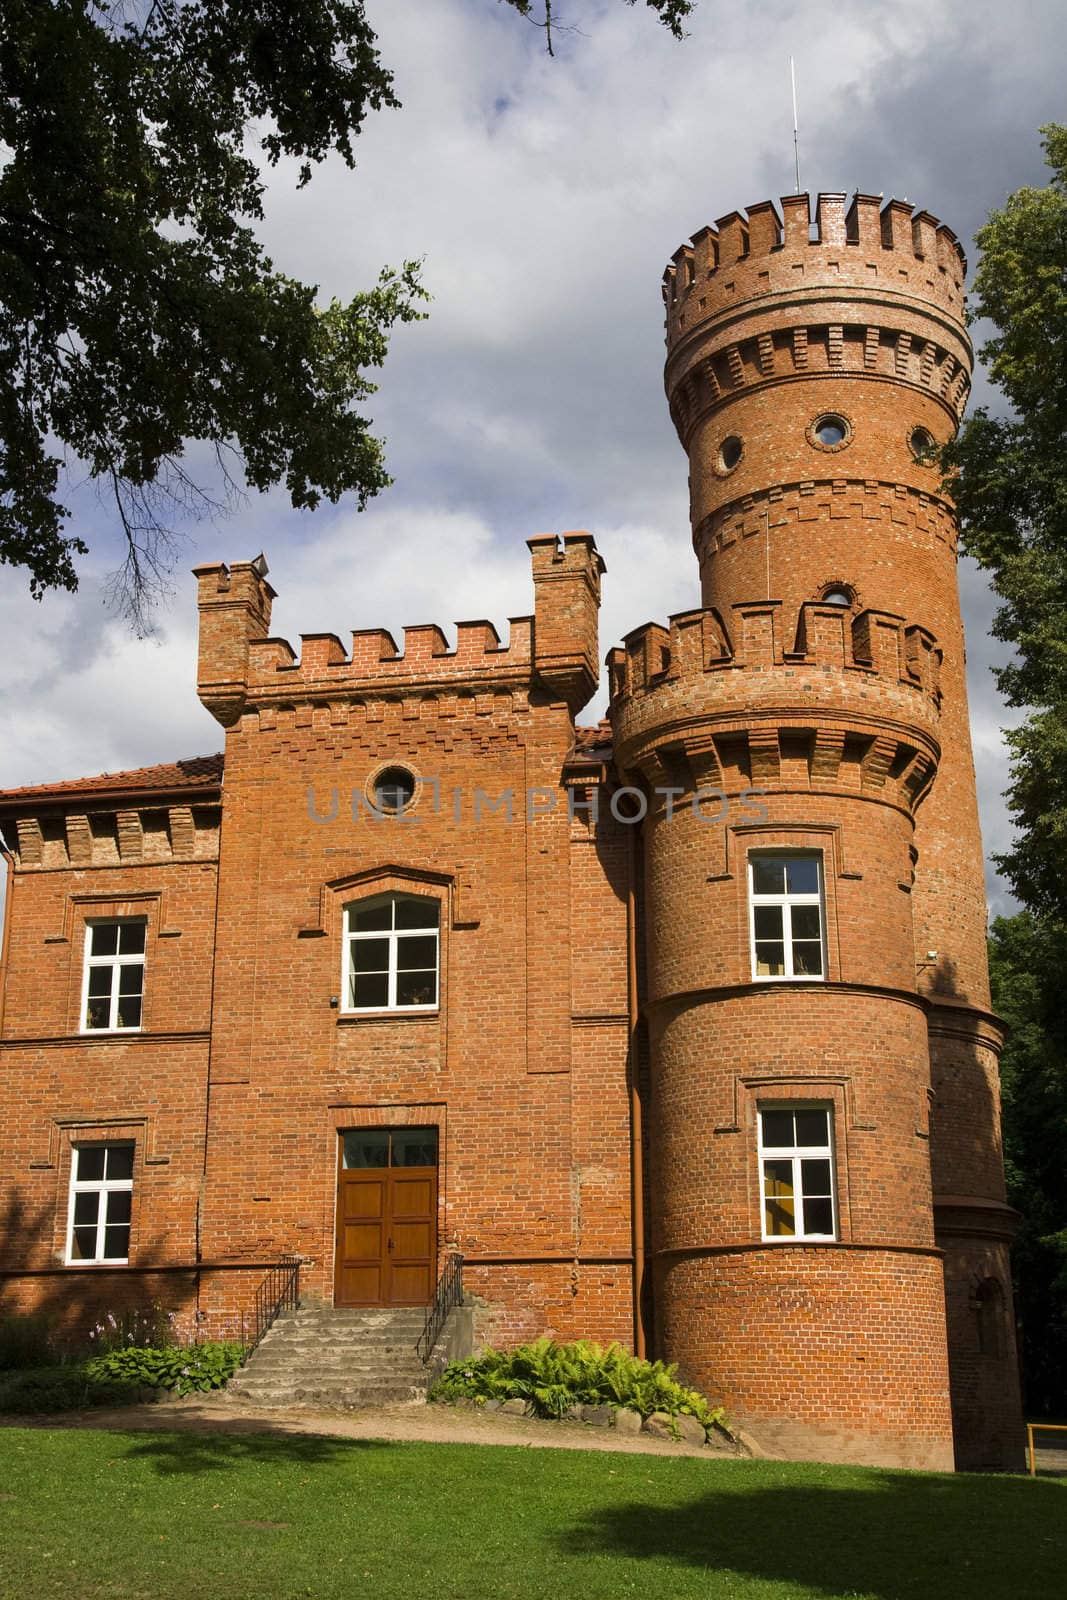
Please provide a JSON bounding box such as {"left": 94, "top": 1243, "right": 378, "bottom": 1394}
{"left": 734, "top": 1414, "right": 955, "bottom": 1472}
{"left": 729, "top": 1425, "right": 769, "bottom": 1459}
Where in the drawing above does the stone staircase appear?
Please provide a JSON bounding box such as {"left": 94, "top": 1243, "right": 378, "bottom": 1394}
{"left": 228, "top": 1304, "right": 439, "bottom": 1409}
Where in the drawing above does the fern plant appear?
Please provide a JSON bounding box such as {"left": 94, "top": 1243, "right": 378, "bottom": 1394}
{"left": 430, "top": 1338, "right": 724, "bottom": 1432}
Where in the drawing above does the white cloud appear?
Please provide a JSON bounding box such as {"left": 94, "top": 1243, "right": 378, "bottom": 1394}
{"left": 4, "top": 0, "right": 1066, "bottom": 927}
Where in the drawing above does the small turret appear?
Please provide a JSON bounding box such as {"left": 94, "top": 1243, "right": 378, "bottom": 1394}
{"left": 194, "top": 557, "right": 275, "bottom": 727}
{"left": 528, "top": 532, "right": 605, "bottom": 714}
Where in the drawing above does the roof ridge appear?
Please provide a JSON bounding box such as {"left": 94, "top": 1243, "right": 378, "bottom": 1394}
{"left": 0, "top": 753, "right": 224, "bottom": 806}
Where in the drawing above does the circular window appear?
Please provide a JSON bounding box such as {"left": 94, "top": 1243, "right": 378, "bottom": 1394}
{"left": 810, "top": 413, "right": 851, "bottom": 449}
{"left": 909, "top": 426, "right": 937, "bottom": 464}
{"left": 821, "top": 586, "right": 853, "bottom": 607}
{"left": 373, "top": 766, "right": 415, "bottom": 815}
{"left": 718, "top": 435, "right": 743, "bottom": 473}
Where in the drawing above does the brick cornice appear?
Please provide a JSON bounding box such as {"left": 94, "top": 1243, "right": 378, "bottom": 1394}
{"left": 644, "top": 979, "right": 931, "bottom": 1017}
{"left": 693, "top": 477, "right": 958, "bottom": 565}
{"left": 0, "top": 1030, "right": 211, "bottom": 1050}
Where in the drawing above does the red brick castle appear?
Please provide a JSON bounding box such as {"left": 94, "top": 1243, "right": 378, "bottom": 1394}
{"left": 0, "top": 192, "right": 1022, "bottom": 1469}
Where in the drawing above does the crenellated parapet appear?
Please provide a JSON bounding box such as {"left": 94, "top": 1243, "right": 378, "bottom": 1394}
{"left": 661, "top": 194, "right": 973, "bottom": 450}
{"left": 243, "top": 615, "right": 532, "bottom": 693}
{"left": 608, "top": 596, "right": 942, "bottom": 815}
{"left": 195, "top": 533, "right": 605, "bottom": 729}
{"left": 663, "top": 193, "right": 966, "bottom": 337}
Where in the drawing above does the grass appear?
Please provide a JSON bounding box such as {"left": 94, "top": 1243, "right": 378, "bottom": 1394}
{"left": 0, "top": 1426, "right": 1064, "bottom": 1600}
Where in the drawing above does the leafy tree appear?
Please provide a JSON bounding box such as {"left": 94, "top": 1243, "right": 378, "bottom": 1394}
{"left": 512, "top": 0, "right": 693, "bottom": 54}
{"left": 988, "top": 912, "right": 1067, "bottom": 1416}
{"left": 0, "top": 1, "right": 693, "bottom": 627}
{"left": 945, "top": 125, "right": 1067, "bottom": 911}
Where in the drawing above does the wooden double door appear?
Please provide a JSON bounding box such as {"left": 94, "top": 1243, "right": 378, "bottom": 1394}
{"left": 334, "top": 1126, "right": 438, "bottom": 1306}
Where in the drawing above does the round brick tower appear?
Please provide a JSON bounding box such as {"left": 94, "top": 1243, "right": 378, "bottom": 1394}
{"left": 609, "top": 191, "right": 1021, "bottom": 1469}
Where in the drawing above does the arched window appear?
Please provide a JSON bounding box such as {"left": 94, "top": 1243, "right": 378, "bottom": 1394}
{"left": 343, "top": 892, "right": 440, "bottom": 1012}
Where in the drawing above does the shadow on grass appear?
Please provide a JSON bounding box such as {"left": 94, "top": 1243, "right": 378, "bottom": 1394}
{"left": 558, "top": 1468, "right": 1067, "bottom": 1600}
{"left": 115, "top": 1429, "right": 392, "bottom": 1475}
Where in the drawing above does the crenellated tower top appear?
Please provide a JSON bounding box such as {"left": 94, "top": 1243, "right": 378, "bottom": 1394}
{"left": 662, "top": 193, "right": 973, "bottom": 485}
{"left": 663, "top": 192, "right": 967, "bottom": 343}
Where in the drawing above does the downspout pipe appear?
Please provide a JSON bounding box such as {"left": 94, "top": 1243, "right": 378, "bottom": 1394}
{"left": 627, "top": 820, "right": 647, "bottom": 1358}
{"left": 0, "top": 838, "right": 13, "bottom": 1037}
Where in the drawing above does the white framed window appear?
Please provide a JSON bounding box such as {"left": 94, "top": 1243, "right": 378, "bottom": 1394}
{"left": 343, "top": 892, "right": 439, "bottom": 1012}
{"left": 81, "top": 919, "right": 146, "bottom": 1032}
{"left": 749, "top": 853, "right": 825, "bottom": 980}
{"left": 758, "top": 1106, "right": 836, "bottom": 1241}
{"left": 66, "top": 1143, "right": 134, "bottom": 1263}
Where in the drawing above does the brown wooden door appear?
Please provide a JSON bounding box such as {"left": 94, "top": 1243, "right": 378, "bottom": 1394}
{"left": 334, "top": 1129, "right": 437, "bottom": 1306}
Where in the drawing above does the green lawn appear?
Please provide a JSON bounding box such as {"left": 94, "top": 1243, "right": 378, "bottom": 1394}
{"left": 0, "top": 1427, "right": 1064, "bottom": 1600}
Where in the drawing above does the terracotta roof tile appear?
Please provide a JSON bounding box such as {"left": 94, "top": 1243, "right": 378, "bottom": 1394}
{"left": 0, "top": 753, "right": 224, "bottom": 808}
{"left": 571, "top": 719, "right": 614, "bottom": 761}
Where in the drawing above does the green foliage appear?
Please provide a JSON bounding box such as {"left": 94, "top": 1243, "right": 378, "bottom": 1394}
{"left": 85, "top": 1340, "right": 247, "bottom": 1396}
{"left": 507, "top": 1, "right": 694, "bottom": 52}
{"left": 0, "top": 1310, "right": 56, "bottom": 1370}
{"left": 0, "top": 1363, "right": 138, "bottom": 1412}
{"left": 0, "top": 1, "right": 692, "bottom": 625}
{"left": 944, "top": 124, "right": 1067, "bottom": 911}
{"left": 0, "top": 0, "right": 424, "bottom": 623}
{"left": 988, "top": 913, "right": 1067, "bottom": 1415}
{"left": 0, "top": 1335, "right": 245, "bottom": 1411}
{"left": 430, "top": 1338, "right": 724, "bottom": 1431}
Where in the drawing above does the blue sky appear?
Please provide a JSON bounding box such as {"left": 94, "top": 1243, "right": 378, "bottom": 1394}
{"left": 2, "top": 0, "right": 1065, "bottom": 917}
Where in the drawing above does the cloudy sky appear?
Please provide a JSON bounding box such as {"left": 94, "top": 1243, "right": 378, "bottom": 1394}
{"left": 2, "top": 0, "right": 1065, "bottom": 918}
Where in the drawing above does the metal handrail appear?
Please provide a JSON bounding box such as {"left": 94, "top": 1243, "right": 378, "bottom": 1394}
{"left": 244, "top": 1254, "right": 301, "bottom": 1355}
{"left": 416, "top": 1252, "right": 463, "bottom": 1363}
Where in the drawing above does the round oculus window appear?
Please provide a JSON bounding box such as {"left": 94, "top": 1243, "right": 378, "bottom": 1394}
{"left": 821, "top": 587, "right": 853, "bottom": 607}
{"left": 811, "top": 413, "right": 850, "bottom": 449}
{"left": 373, "top": 766, "right": 415, "bottom": 815}
{"left": 718, "top": 435, "right": 743, "bottom": 472}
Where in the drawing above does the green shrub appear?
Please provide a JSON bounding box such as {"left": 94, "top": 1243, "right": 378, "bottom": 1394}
{"left": 0, "top": 1312, "right": 56, "bottom": 1371}
{"left": 85, "top": 1341, "right": 246, "bottom": 1396}
{"left": 430, "top": 1338, "right": 725, "bottom": 1432}
{"left": 0, "top": 1365, "right": 138, "bottom": 1413}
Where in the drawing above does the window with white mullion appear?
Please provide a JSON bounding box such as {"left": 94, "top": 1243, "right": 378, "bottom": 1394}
{"left": 344, "top": 893, "right": 439, "bottom": 1012}
{"left": 758, "top": 1106, "right": 836, "bottom": 1241}
{"left": 81, "top": 920, "right": 146, "bottom": 1032}
{"left": 749, "top": 853, "right": 825, "bottom": 980}
{"left": 66, "top": 1143, "right": 135, "bottom": 1264}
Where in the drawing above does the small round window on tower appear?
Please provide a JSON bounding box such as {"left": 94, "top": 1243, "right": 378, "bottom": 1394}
{"left": 909, "top": 426, "right": 937, "bottom": 464}
{"left": 821, "top": 586, "right": 853, "bottom": 607}
{"left": 373, "top": 766, "right": 415, "bottom": 815}
{"left": 718, "top": 435, "right": 743, "bottom": 473}
{"left": 811, "top": 413, "right": 850, "bottom": 449}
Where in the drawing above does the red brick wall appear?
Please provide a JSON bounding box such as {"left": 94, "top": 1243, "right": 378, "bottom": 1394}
{"left": 0, "top": 195, "right": 1022, "bottom": 1472}
{"left": 658, "top": 1247, "right": 954, "bottom": 1471}
{"left": 619, "top": 189, "right": 1021, "bottom": 1468}
{"left": 0, "top": 854, "right": 217, "bottom": 1338}
{"left": 195, "top": 684, "right": 633, "bottom": 1336}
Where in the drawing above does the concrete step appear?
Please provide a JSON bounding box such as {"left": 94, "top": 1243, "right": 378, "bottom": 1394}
{"left": 229, "top": 1299, "right": 441, "bottom": 1409}
{"left": 250, "top": 1359, "right": 422, "bottom": 1371}
{"left": 230, "top": 1382, "right": 428, "bottom": 1405}
{"left": 262, "top": 1336, "right": 424, "bottom": 1350}
{"left": 241, "top": 1363, "right": 425, "bottom": 1376}
{"left": 277, "top": 1312, "right": 426, "bottom": 1327}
